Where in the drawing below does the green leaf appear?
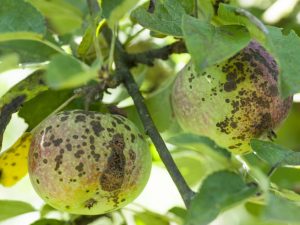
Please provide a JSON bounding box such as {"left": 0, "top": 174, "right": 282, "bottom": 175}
{"left": 131, "top": 0, "right": 186, "bottom": 37}
{"left": 28, "top": 0, "right": 83, "bottom": 35}
{"left": 0, "top": 200, "right": 35, "bottom": 221}
{"left": 217, "top": 4, "right": 268, "bottom": 43}
{"left": 19, "top": 89, "right": 73, "bottom": 131}
{"left": 185, "top": 171, "right": 257, "bottom": 225}
{"left": 186, "top": 22, "right": 250, "bottom": 66}
{"left": 45, "top": 54, "right": 98, "bottom": 89}
{"left": 134, "top": 211, "right": 170, "bottom": 225}
{"left": 0, "top": 40, "right": 58, "bottom": 63}
{"left": 0, "top": 0, "right": 46, "bottom": 37}
{"left": 168, "top": 133, "right": 231, "bottom": 159}
{"left": 168, "top": 206, "right": 187, "bottom": 219}
{"left": 0, "top": 54, "right": 19, "bottom": 73}
{"left": 198, "top": 0, "right": 214, "bottom": 21}
{"left": 173, "top": 151, "right": 207, "bottom": 186}
{"left": 102, "top": 0, "right": 140, "bottom": 27}
{"left": 251, "top": 139, "right": 300, "bottom": 168}
{"left": 266, "top": 26, "right": 300, "bottom": 97}
{"left": 263, "top": 194, "right": 300, "bottom": 224}
{"left": 40, "top": 204, "right": 58, "bottom": 218}
{"left": 182, "top": 14, "right": 251, "bottom": 71}
{"left": 30, "top": 219, "right": 66, "bottom": 225}
{"left": 0, "top": 70, "right": 48, "bottom": 151}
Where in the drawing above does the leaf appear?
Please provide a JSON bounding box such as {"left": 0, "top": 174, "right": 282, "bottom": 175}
{"left": 173, "top": 151, "right": 207, "bottom": 186}
{"left": 263, "top": 194, "right": 300, "bottom": 224}
{"left": 182, "top": 15, "right": 251, "bottom": 72}
{"left": 0, "top": 132, "right": 32, "bottom": 186}
{"left": 168, "top": 133, "right": 231, "bottom": 159}
{"left": 0, "top": 200, "right": 35, "bottom": 221}
{"left": 168, "top": 206, "right": 187, "bottom": 219}
{"left": 0, "top": 40, "right": 58, "bottom": 63}
{"left": 251, "top": 139, "right": 300, "bottom": 168}
{"left": 266, "top": 26, "right": 300, "bottom": 97}
{"left": 30, "top": 219, "right": 67, "bottom": 225}
{"left": 0, "top": 54, "right": 19, "bottom": 73}
{"left": 28, "top": 0, "right": 83, "bottom": 35}
{"left": 102, "top": 0, "right": 140, "bottom": 27}
{"left": 0, "top": 70, "right": 48, "bottom": 151}
{"left": 217, "top": 4, "right": 268, "bottom": 43}
{"left": 45, "top": 54, "right": 98, "bottom": 89}
{"left": 40, "top": 204, "right": 58, "bottom": 217}
{"left": 185, "top": 170, "right": 257, "bottom": 225}
{"left": 19, "top": 89, "right": 73, "bottom": 131}
{"left": 131, "top": 0, "right": 186, "bottom": 37}
{"left": 134, "top": 211, "right": 170, "bottom": 225}
{"left": 0, "top": 0, "right": 46, "bottom": 37}
{"left": 77, "top": 26, "right": 94, "bottom": 60}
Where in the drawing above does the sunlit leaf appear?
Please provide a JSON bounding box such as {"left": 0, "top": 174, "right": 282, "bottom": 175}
{"left": 0, "top": 200, "right": 35, "bottom": 221}
{"left": 28, "top": 0, "right": 83, "bottom": 35}
{"left": 0, "top": 132, "right": 32, "bottom": 186}
{"left": 45, "top": 54, "right": 98, "bottom": 89}
{"left": 30, "top": 219, "right": 66, "bottom": 225}
{"left": 102, "top": 0, "right": 140, "bottom": 27}
{"left": 134, "top": 211, "right": 169, "bottom": 225}
{"left": 0, "top": 54, "right": 19, "bottom": 73}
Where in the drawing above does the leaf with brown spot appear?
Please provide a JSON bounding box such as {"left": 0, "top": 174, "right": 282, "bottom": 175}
{"left": 0, "top": 70, "right": 48, "bottom": 151}
{"left": 0, "top": 132, "right": 32, "bottom": 187}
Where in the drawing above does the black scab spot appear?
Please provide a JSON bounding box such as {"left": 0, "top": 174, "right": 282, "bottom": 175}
{"left": 84, "top": 198, "right": 97, "bottom": 209}
{"left": 75, "top": 162, "right": 84, "bottom": 172}
{"left": 53, "top": 138, "right": 63, "bottom": 147}
{"left": 130, "top": 134, "right": 136, "bottom": 143}
{"left": 43, "top": 142, "right": 51, "bottom": 147}
{"left": 66, "top": 143, "right": 72, "bottom": 151}
{"left": 74, "top": 150, "right": 84, "bottom": 158}
{"left": 224, "top": 81, "right": 237, "bottom": 92}
{"left": 75, "top": 115, "right": 86, "bottom": 123}
{"left": 73, "top": 135, "right": 78, "bottom": 139}
{"left": 60, "top": 116, "right": 68, "bottom": 122}
{"left": 89, "top": 136, "right": 95, "bottom": 144}
{"left": 36, "top": 179, "right": 40, "bottom": 184}
{"left": 43, "top": 159, "right": 48, "bottom": 164}
{"left": 90, "top": 121, "right": 104, "bottom": 137}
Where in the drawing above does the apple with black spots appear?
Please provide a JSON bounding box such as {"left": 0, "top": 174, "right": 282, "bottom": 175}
{"left": 171, "top": 41, "right": 293, "bottom": 154}
{"left": 28, "top": 110, "right": 152, "bottom": 215}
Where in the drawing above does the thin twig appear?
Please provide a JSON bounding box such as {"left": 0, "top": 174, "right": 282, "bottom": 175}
{"left": 127, "top": 41, "right": 186, "bottom": 67}
{"left": 101, "top": 26, "right": 195, "bottom": 208}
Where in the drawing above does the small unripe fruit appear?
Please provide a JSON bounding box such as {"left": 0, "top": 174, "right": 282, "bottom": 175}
{"left": 172, "top": 41, "right": 292, "bottom": 154}
{"left": 28, "top": 110, "right": 151, "bottom": 215}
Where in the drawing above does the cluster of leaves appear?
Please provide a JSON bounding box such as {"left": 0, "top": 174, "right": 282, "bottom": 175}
{"left": 1, "top": 0, "right": 300, "bottom": 225}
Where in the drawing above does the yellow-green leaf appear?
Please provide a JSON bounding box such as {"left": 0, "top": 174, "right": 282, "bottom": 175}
{"left": 0, "top": 132, "right": 32, "bottom": 187}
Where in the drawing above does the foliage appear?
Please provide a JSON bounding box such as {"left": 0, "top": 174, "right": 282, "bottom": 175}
{"left": 0, "top": 0, "right": 300, "bottom": 225}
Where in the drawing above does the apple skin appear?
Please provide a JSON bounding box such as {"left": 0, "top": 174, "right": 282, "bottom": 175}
{"left": 28, "top": 110, "right": 151, "bottom": 215}
{"left": 171, "top": 41, "right": 293, "bottom": 154}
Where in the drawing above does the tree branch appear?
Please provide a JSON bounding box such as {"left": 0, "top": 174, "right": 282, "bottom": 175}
{"left": 126, "top": 41, "right": 186, "bottom": 67}
{"left": 101, "top": 26, "right": 195, "bottom": 207}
